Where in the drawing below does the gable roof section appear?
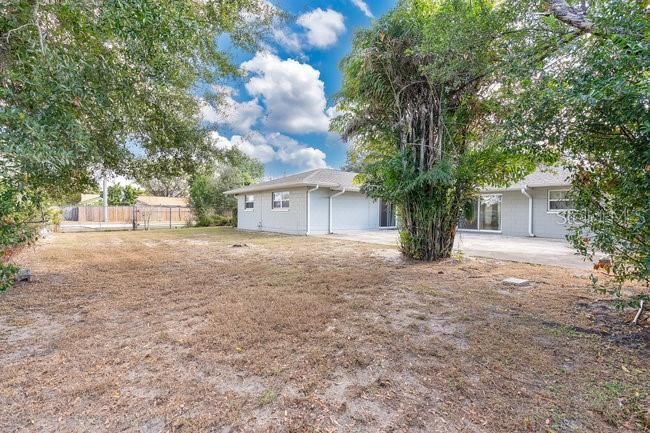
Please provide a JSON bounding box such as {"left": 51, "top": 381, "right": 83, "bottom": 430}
{"left": 225, "top": 167, "right": 570, "bottom": 196}
{"left": 136, "top": 196, "right": 189, "bottom": 207}
{"left": 224, "top": 169, "right": 361, "bottom": 195}
{"left": 79, "top": 193, "right": 101, "bottom": 204}
{"left": 482, "top": 167, "right": 571, "bottom": 192}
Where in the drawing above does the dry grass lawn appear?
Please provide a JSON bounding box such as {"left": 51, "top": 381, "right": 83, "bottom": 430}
{"left": 1, "top": 228, "right": 648, "bottom": 433}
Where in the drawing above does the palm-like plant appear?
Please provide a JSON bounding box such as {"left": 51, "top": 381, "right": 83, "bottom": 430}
{"left": 333, "top": 0, "right": 532, "bottom": 260}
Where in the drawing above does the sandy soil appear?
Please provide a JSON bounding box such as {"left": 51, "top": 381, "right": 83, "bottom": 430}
{"left": 0, "top": 228, "right": 648, "bottom": 433}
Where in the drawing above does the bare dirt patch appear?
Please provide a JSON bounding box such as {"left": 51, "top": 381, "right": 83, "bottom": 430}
{"left": 0, "top": 228, "right": 648, "bottom": 432}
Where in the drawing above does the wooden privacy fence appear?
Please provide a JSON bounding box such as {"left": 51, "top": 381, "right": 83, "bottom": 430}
{"left": 61, "top": 205, "right": 194, "bottom": 228}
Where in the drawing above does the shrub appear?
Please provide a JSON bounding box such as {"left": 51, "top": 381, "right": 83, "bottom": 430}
{"left": 196, "top": 213, "right": 233, "bottom": 227}
{"left": 0, "top": 180, "right": 42, "bottom": 291}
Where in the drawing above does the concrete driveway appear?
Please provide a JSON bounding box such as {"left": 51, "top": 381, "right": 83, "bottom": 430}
{"left": 323, "top": 230, "right": 593, "bottom": 269}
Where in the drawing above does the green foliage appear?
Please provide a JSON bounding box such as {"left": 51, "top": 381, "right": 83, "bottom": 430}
{"left": 47, "top": 207, "right": 63, "bottom": 230}
{"left": 1, "top": 0, "right": 275, "bottom": 276}
{"left": 107, "top": 184, "right": 143, "bottom": 206}
{"left": 196, "top": 214, "right": 233, "bottom": 227}
{"left": 334, "top": 0, "right": 533, "bottom": 260}
{"left": 137, "top": 174, "right": 189, "bottom": 198}
{"left": 588, "top": 381, "right": 649, "bottom": 430}
{"left": 189, "top": 174, "right": 221, "bottom": 222}
{"left": 258, "top": 389, "right": 277, "bottom": 406}
{"left": 190, "top": 147, "right": 263, "bottom": 225}
{"left": 0, "top": 263, "right": 19, "bottom": 293}
{"left": 501, "top": 0, "right": 649, "bottom": 297}
{"left": 2, "top": 0, "right": 270, "bottom": 191}
{"left": 0, "top": 178, "right": 43, "bottom": 291}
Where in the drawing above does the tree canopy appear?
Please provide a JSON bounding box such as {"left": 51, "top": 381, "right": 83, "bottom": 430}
{"left": 500, "top": 0, "right": 649, "bottom": 299}
{"left": 0, "top": 0, "right": 275, "bottom": 289}
{"left": 1, "top": 0, "right": 273, "bottom": 193}
{"left": 333, "top": 0, "right": 533, "bottom": 260}
{"left": 107, "top": 184, "right": 143, "bottom": 206}
{"left": 337, "top": 0, "right": 648, "bottom": 302}
{"left": 189, "top": 147, "right": 264, "bottom": 226}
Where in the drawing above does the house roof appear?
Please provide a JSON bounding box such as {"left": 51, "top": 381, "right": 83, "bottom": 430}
{"left": 225, "top": 166, "right": 570, "bottom": 196}
{"left": 136, "top": 196, "right": 189, "bottom": 207}
{"left": 483, "top": 167, "right": 571, "bottom": 192}
{"left": 224, "top": 169, "right": 361, "bottom": 195}
{"left": 79, "top": 193, "right": 101, "bottom": 204}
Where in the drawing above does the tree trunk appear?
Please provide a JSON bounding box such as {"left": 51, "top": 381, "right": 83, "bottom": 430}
{"left": 399, "top": 194, "right": 459, "bottom": 261}
{"left": 546, "top": 0, "right": 593, "bottom": 32}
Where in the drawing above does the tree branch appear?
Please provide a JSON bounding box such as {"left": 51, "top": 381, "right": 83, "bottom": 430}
{"left": 546, "top": 0, "right": 594, "bottom": 33}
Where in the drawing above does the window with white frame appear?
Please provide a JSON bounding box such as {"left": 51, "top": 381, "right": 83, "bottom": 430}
{"left": 272, "top": 191, "right": 290, "bottom": 210}
{"left": 244, "top": 194, "right": 254, "bottom": 210}
{"left": 548, "top": 190, "right": 574, "bottom": 212}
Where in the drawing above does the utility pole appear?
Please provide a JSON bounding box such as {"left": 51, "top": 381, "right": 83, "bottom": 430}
{"left": 103, "top": 177, "right": 108, "bottom": 223}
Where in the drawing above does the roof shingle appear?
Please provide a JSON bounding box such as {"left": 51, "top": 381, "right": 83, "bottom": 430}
{"left": 224, "top": 169, "right": 361, "bottom": 194}
{"left": 226, "top": 166, "right": 570, "bottom": 196}
{"left": 483, "top": 166, "right": 571, "bottom": 191}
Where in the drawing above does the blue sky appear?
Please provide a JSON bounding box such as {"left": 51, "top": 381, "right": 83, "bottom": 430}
{"left": 200, "top": 0, "right": 395, "bottom": 178}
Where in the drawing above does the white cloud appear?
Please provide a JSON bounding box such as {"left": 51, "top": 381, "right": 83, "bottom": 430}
{"left": 219, "top": 96, "right": 263, "bottom": 134}
{"left": 208, "top": 130, "right": 233, "bottom": 150}
{"left": 200, "top": 99, "right": 219, "bottom": 123}
{"left": 209, "top": 130, "right": 327, "bottom": 170}
{"left": 271, "top": 28, "right": 303, "bottom": 53}
{"left": 200, "top": 87, "right": 263, "bottom": 134}
{"left": 350, "top": 0, "right": 374, "bottom": 18}
{"left": 296, "top": 8, "right": 346, "bottom": 48}
{"left": 242, "top": 52, "right": 332, "bottom": 134}
{"left": 270, "top": 8, "right": 347, "bottom": 53}
{"left": 237, "top": 131, "right": 277, "bottom": 163}
{"left": 209, "top": 130, "right": 275, "bottom": 163}
{"left": 266, "top": 132, "right": 327, "bottom": 170}
{"left": 325, "top": 104, "right": 341, "bottom": 120}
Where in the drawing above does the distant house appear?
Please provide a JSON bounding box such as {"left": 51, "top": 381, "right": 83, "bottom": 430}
{"left": 76, "top": 194, "right": 189, "bottom": 207}
{"left": 78, "top": 193, "right": 102, "bottom": 205}
{"left": 135, "top": 196, "right": 189, "bottom": 207}
{"left": 225, "top": 167, "right": 573, "bottom": 239}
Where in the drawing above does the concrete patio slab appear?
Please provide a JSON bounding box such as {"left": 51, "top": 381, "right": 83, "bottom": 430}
{"left": 319, "top": 230, "right": 593, "bottom": 269}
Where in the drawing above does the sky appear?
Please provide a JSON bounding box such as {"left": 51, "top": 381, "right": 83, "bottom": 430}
{"left": 199, "top": 0, "right": 395, "bottom": 178}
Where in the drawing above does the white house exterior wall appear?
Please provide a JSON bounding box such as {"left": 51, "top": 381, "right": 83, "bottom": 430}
{"left": 308, "top": 188, "right": 332, "bottom": 234}
{"left": 498, "top": 190, "right": 530, "bottom": 237}
{"left": 235, "top": 185, "right": 570, "bottom": 239}
{"left": 236, "top": 187, "right": 382, "bottom": 235}
{"left": 531, "top": 187, "right": 571, "bottom": 239}
{"left": 329, "top": 191, "right": 380, "bottom": 231}
{"left": 469, "top": 187, "right": 571, "bottom": 239}
{"left": 236, "top": 187, "right": 308, "bottom": 235}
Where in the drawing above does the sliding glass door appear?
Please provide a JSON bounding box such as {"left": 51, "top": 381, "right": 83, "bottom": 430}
{"left": 380, "top": 200, "right": 396, "bottom": 228}
{"left": 458, "top": 194, "right": 502, "bottom": 232}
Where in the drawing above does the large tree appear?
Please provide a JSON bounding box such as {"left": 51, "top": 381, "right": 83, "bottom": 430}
{"left": 501, "top": 0, "right": 649, "bottom": 302}
{"left": 2, "top": 0, "right": 273, "bottom": 191}
{"left": 189, "top": 147, "right": 263, "bottom": 225}
{"left": 137, "top": 174, "right": 189, "bottom": 198}
{"left": 0, "top": 0, "right": 275, "bottom": 289}
{"left": 333, "top": 0, "right": 532, "bottom": 260}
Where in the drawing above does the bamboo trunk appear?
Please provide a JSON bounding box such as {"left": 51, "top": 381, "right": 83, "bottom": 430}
{"left": 399, "top": 196, "right": 457, "bottom": 261}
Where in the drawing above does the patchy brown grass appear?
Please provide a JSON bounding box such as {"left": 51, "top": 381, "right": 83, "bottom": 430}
{"left": 0, "top": 227, "right": 648, "bottom": 433}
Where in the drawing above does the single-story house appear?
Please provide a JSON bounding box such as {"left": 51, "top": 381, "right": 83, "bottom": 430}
{"left": 225, "top": 167, "right": 573, "bottom": 239}
{"left": 225, "top": 169, "right": 392, "bottom": 235}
